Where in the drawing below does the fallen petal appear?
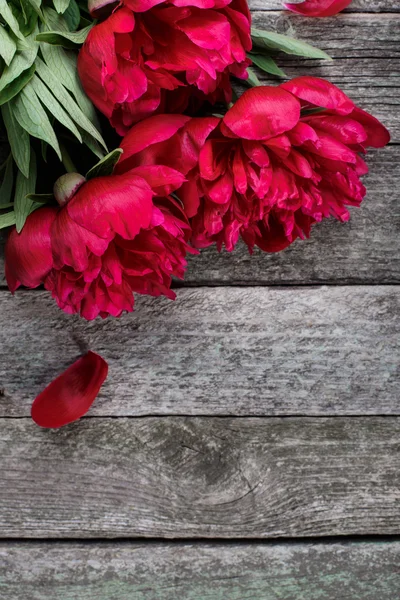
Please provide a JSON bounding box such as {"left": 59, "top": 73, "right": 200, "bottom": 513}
{"left": 31, "top": 352, "right": 108, "bottom": 428}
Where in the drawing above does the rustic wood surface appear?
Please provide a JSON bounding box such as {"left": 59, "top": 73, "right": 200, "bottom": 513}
{"left": 1, "top": 542, "right": 399, "bottom": 600}
{"left": 0, "top": 1, "right": 399, "bottom": 598}
{"left": 0, "top": 417, "right": 399, "bottom": 538}
{"left": 252, "top": 1, "right": 400, "bottom": 10}
{"left": 0, "top": 287, "right": 398, "bottom": 416}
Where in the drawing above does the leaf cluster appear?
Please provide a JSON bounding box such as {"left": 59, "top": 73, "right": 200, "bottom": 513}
{"left": 0, "top": 0, "right": 104, "bottom": 231}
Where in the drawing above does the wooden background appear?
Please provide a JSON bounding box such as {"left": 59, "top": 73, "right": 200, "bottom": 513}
{"left": 0, "top": 1, "right": 399, "bottom": 597}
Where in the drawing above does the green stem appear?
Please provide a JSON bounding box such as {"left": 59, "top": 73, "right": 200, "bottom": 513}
{"left": 60, "top": 144, "right": 77, "bottom": 173}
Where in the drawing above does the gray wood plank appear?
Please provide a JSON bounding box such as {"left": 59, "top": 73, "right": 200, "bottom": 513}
{"left": 0, "top": 286, "right": 399, "bottom": 416}
{"left": 1, "top": 147, "right": 399, "bottom": 287}
{"left": 0, "top": 416, "right": 399, "bottom": 538}
{"left": 0, "top": 541, "right": 399, "bottom": 599}
{"left": 249, "top": 12, "right": 398, "bottom": 140}
{"left": 249, "top": 0, "right": 400, "bottom": 11}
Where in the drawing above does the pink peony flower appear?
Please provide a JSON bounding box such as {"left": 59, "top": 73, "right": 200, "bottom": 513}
{"left": 179, "top": 77, "right": 390, "bottom": 252}
{"left": 284, "top": 0, "right": 352, "bottom": 17}
{"left": 78, "top": 0, "right": 251, "bottom": 134}
{"left": 4, "top": 116, "right": 220, "bottom": 320}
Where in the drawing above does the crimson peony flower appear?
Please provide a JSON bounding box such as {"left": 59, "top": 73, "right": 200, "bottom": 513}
{"left": 31, "top": 352, "right": 108, "bottom": 428}
{"left": 179, "top": 77, "right": 389, "bottom": 253}
{"left": 284, "top": 0, "right": 352, "bottom": 17}
{"left": 78, "top": 0, "right": 251, "bottom": 135}
{"left": 5, "top": 116, "right": 218, "bottom": 319}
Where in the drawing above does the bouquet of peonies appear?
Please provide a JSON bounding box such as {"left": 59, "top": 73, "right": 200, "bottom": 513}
{"left": 0, "top": 0, "right": 390, "bottom": 427}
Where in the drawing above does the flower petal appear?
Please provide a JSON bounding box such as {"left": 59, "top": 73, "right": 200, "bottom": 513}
{"left": 284, "top": 0, "right": 352, "bottom": 17}
{"left": 31, "top": 352, "right": 108, "bottom": 429}
{"left": 351, "top": 107, "right": 390, "bottom": 148}
{"left": 5, "top": 207, "right": 57, "bottom": 293}
{"left": 67, "top": 172, "right": 154, "bottom": 241}
{"left": 117, "top": 114, "right": 192, "bottom": 172}
{"left": 281, "top": 76, "right": 354, "bottom": 115}
{"left": 223, "top": 86, "right": 301, "bottom": 140}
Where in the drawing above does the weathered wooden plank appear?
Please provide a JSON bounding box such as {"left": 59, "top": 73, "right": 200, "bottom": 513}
{"left": 249, "top": 12, "right": 399, "bottom": 139}
{"left": 0, "top": 146, "right": 399, "bottom": 287}
{"left": 251, "top": 12, "right": 400, "bottom": 59}
{"left": 0, "top": 417, "right": 399, "bottom": 537}
{"left": 0, "top": 286, "right": 399, "bottom": 416}
{"left": 249, "top": 0, "right": 400, "bottom": 11}
{"left": 0, "top": 542, "right": 399, "bottom": 599}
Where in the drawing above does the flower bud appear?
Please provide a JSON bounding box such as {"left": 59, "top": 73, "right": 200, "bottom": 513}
{"left": 53, "top": 173, "right": 86, "bottom": 207}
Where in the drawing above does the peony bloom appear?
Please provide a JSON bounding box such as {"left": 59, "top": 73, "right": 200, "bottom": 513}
{"left": 78, "top": 0, "right": 251, "bottom": 135}
{"left": 180, "top": 77, "right": 389, "bottom": 252}
{"left": 5, "top": 115, "right": 218, "bottom": 319}
{"left": 31, "top": 352, "right": 108, "bottom": 428}
{"left": 284, "top": 0, "right": 352, "bottom": 17}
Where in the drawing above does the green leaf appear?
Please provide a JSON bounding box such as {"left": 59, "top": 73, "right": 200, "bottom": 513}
{"left": 36, "top": 24, "right": 93, "bottom": 48}
{"left": 42, "top": 5, "right": 68, "bottom": 30}
{"left": 30, "top": 73, "right": 82, "bottom": 142}
{"left": 0, "top": 63, "right": 36, "bottom": 106}
{"left": 249, "top": 53, "right": 287, "bottom": 78}
{"left": 53, "top": 0, "right": 70, "bottom": 13}
{"left": 26, "top": 193, "right": 54, "bottom": 203}
{"left": 86, "top": 148, "right": 123, "bottom": 180}
{"left": 13, "top": 0, "right": 39, "bottom": 36}
{"left": 0, "top": 26, "right": 17, "bottom": 66}
{"left": 0, "top": 0, "right": 26, "bottom": 41}
{"left": 0, "top": 211, "right": 16, "bottom": 229}
{"left": 79, "top": 129, "right": 106, "bottom": 159}
{"left": 10, "top": 81, "right": 61, "bottom": 159}
{"left": 0, "top": 28, "right": 38, "bottom": 92}
{"left": 0, "top": 156, "right": 14, "bottom": 206}
{"left": 35, "top": 57, "right": 107, "bottom": 150}
{"left": 1, "top": 103, "right": 31, "bottom": 177}
{"left": 251, "top": 28, "right": 332, "bottom": 60}
{"left": 245, "top": 67, "right": 261, "bottom": 88}
{"left": 64, "top": 0, "right": 80, "bottom": 31}
{"left": 14, "top": 150, "right": 37, "bottom": 232}
{"left": 20, "top": 0, "right": 45, "bottom": 24}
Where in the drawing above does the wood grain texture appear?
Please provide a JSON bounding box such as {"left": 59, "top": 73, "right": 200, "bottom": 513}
{"left": 0, "top": 286, "right": 399, "bottom": 417}
{"left": 249, "top": 0, "right": 400, "bottom": 11}
{"left": 1, "top": 542, "right": 399, "bottom": 600}
{"left": 0, "top": 147, "right": 399, "bottom": 287}
{"left": 0, "top": 417, "right": 399, "bottom": 538}
{"left": 250, "top": 12, "right": 398, "bottom": 140}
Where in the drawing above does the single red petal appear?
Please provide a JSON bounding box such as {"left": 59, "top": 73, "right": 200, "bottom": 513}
{"left": 130, "top": 165, "right": 186, "bottom": 195}
{"left": 5, "top": 207, "right": 57, "bottom": 293}
{"left": 117, "top": 114, "right": 192, "bottom": 173}
{"left": 179, "top": 177, "right": 201, "bottom": 218}
{"left": 67, "top": 172, "right": 154, "bottom": 241}
{"left": 31, "top": 352, "right": 108, "bottom": 429}
{"left": 223, "top": 86, "right": 301, "bottom": 140}
{"left": 124, "top": 0, "right": 165, "bottom": 10}
{"left": 281, "top": 76, "right": 354, "bottom": 115}
{"left": 284, "top": 0, "right": 352, "bottom": 17}
{"left": 51, "top": 208, "right": 109, "bottom": 272}
{"left": 176, "top": 11, "right": 231, "bottom": 51}
{"left": 350, "top": 107, "right": 390, "bottom": 148}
